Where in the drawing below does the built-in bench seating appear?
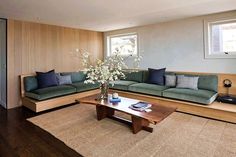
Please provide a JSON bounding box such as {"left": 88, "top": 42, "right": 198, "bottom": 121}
{"left": 110, "top": 70, "right": 218, "bottom": 105}
{"left": 20, "top": 70, "right": 236, "bottom": 123}
{"left": 109, "top": 70, "right": 236, "bottom": 123}
{"left": 20, "top": 72, "right": 100, "bottom": 112}
{"left": 23, "top": 72, "right": 99, "bottom": 101}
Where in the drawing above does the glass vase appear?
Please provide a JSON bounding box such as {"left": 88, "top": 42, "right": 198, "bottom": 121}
{"left": 99, "top": 82, "right": 109, "bottom": 100}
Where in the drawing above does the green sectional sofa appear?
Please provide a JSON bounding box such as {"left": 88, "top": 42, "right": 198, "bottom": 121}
{"left": 23, "top": 72, "right": 99, "bottom": 101}
{"left": 110, "top": 70, "right": 218, "bottom": 105}
{"left": 21, "top": 70, "right": 218, "bottom": 113}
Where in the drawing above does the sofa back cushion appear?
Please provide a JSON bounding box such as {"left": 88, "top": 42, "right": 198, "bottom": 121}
{"left": 121, "top": 71, "right": 143, "bottom": 83}
{"left": 198, "top": 75, "right": 218, "bottom": 92}
{"left": 61, "top": 71, "right": 86, "bottom": 83}
{"left": 24, "top": 76, "right": 38, "bottom": 92}
{"left": 143, "top": 70, "right": 149, "bottom": 83}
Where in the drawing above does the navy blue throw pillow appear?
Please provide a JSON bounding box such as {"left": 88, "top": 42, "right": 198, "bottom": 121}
{"left": 147, "top": 68, "right": 166, "bottom": 85}
{"left": 36, "top": 70, "right": 58, "bottom": 89}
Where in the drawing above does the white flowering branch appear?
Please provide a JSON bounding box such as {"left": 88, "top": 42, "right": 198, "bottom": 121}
{"left": 80, "top": 49, "right": 142, "bottom": 84}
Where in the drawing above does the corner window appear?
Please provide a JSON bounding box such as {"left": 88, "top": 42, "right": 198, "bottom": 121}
{"left": 204, "top": 17, "right": 236, "bottom": 58}
{"left": 107, "top": 33, "right": 138, "bottom": 56}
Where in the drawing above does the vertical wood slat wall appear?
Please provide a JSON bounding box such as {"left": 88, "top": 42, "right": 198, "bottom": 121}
{"left": 7, "top": 19, "right": 103, "bottom": 109}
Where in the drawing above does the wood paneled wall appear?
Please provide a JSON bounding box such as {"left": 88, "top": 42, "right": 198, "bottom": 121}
{"left": 7, "top": 19, "right": 103, "bottom": 109}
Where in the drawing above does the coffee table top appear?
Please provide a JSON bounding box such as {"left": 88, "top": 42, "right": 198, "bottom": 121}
{"left": 77, "top": 94, "right": 176, "bottom": 124}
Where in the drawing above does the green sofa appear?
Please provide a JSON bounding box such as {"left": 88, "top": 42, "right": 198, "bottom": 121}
{"left": 24, "top": 72, "right": 99, "bottom": 101}
{"left": 23, "top": 70, "right": 218, "bottom": 105}
{"left": 110, "top": 70, "right": 218, "bottom": 105}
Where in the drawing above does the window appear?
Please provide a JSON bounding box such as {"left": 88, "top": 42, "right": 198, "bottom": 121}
{"left": 204, "top": 17, "right": 236, "bottom": 58}
{"left": 107, "top": 33, "right": 138, "bottom": 56}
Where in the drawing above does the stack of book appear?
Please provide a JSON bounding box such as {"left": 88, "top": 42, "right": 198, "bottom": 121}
{"left": 129, "top": 102, "right": 152, "bottom": 112}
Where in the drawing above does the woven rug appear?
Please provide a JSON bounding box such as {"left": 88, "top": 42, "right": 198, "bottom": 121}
{"left": 28, "top": 104, "right": 236, "bottom": 157}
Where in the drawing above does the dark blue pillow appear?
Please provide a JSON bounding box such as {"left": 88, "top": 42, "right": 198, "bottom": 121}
{"left": 36, "top": 70, "right": 58, "bottom": 89}
{"left": 147, "top": 68, "right": 166, "bottom": 85}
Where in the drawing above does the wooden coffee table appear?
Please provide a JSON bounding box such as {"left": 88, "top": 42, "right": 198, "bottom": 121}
{"left": 77, "top": 94, "right": 176, "bottom": 134}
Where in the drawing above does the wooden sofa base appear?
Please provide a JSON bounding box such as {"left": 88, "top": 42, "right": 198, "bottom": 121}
{"left": 110, "top": 89, "right": 236, "bottom": 123}
{"left": 22, "top": 89, "right": 100, "bottom": 112}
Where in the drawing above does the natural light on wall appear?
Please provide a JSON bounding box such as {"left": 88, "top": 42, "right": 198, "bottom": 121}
{"left": 107, "top": 33, "right": 138, "bottom": 56}
{"left": 204, "top": 17, "right": 236, "bottom": 58}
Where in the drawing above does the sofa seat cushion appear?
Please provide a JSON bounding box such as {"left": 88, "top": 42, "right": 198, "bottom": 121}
{"left": 109, "top": 80, "right": 138, "bottom": 91}
{"left": 25, "top": 85, "right": 76, "bottom": 101}
{"left": 162, "top": 88, "right": 218, "bottom": 104}
{"left": 128, "top": 83, "right": 170, "bottom": 96}
{"left": 70, "top": 82, "right": 99, "bottom": 92}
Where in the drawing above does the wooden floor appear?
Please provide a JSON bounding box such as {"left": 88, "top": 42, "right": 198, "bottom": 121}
{"left": 0, "top": 105, "right": 82, "bottom": 157}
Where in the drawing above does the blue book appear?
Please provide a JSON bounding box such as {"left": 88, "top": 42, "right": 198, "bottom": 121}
{"left": 109, "top": 98, "right": 121, "bottom": 103}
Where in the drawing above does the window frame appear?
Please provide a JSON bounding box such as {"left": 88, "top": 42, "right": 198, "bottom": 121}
{"left": 204, "top": 16, "right": 236, "bottom": 59}
{"left": 106, "top": 32, "right": 139, "bottom": 57}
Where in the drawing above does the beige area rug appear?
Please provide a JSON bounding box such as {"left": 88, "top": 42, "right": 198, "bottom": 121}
{"left": 28, "top": 104, "right": 236, "bottom": 157}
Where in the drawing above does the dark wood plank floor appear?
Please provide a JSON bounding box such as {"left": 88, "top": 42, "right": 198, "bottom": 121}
{"left": 0, "top": 105, "right": 83, "bottom": 157}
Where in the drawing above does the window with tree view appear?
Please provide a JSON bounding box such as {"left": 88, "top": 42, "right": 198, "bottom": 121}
{"left": 205, "top": 18, "right": 236, "bottom": 58}
{"left": 108, "top": 33, "right": 138, "bottom": 56}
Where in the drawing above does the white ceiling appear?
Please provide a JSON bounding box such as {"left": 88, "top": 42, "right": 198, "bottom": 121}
{"left": 0, "top": 0, "right": 236, "bottom": 32}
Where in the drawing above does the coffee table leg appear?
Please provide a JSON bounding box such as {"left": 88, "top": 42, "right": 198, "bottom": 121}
{"left": 96, "top": 105, "right": 114, "bottom": 120}
{"left": 131, "top": 116, "right": 153, "bottom": 134}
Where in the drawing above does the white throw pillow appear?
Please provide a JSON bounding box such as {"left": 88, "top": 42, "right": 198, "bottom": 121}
{"left": 165, "top": 75, "right": 176, "bottom": 87}
{"left": 176, "top": 75, "right": 199, "bottom": 90}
